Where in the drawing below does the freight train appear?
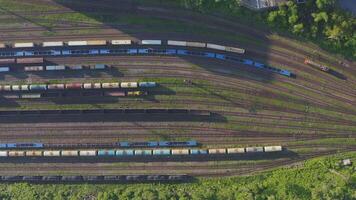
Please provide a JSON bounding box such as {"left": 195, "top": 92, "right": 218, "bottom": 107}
{"left": 0, "top": 141, "right": 197, "bottom": 149}
{"left": 0, "top": 174, "right": 192, "bottom": 183}
{"left": 0, "top": 39, "right": 294, "bottom": 77}
{"left": 0, "top": 39, "right": 245, "bottom": 54}
{"left": 0, "top": 81, "right": 156, "bottom": 92}
{"left": 0, "top": 146, "right": 283, "bottom": 157}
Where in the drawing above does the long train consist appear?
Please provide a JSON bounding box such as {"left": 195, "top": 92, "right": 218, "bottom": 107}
{"left": 0, "top": 81, "right": 156, "bottom": 92}
{"left": 0, "top": 40, "right": 294, "bottom": 77}
{"left": 0, "top": 141, "right": 197, "bottom": 149}
{"left": 0, "top": 146, "right": 283, "bottom": 157}
{"left": 0, "top": 174, "right": 192, "bottom": 183}
{"left": 0, "top": 39, "right": 245, "bottom": 54}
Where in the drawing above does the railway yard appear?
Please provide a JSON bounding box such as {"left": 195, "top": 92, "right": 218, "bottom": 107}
{"left": 0, "top": 0, "right": 355, "bottom": 185}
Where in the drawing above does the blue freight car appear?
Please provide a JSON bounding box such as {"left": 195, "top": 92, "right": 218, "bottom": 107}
{"left": 204, "top": 52, "right": 215, "bottom": 58}
{"left": 177, "top": 50, "right": 188, "bottom": 55}
{"left": 138, "top": 82, "right": 156, "bottom": 88}
{"left": 0, "top": 144, "right": 7, "bottom": 148}
{"left": 242, "top": 59, "right": 254, "bottom": 65}
{"left": 158, "top": 140, "right": 197, "bottom": 147}
{"left": 215, "top": 54, "right": 225, "bottom": 60}
{"left": 119, "top": 141, "right": 158, "bottom": 148}
{"left": 6, "top": 143, "right": 43, "bottom": 148}
{"left": 127, "top": 49, "right": 138, "bottom": 54}
{"left": 138, "top": 49, "right": 149, "bottom": 54}
{"left": 152, "top": 149, "right": 171, "bottom": 155}
{"left": 166, "top": 49, "right": 177, "bottom": 55}
{"left": 190, "top": 149, "right": 208, "bottom": 155}
{"left": 98, "top": 150, "right": 115, "bottom": 156}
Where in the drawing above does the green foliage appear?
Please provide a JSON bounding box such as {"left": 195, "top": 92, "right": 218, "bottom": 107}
{"left": 265, "top": 0, "right": 355, "bottom": 59}
{"left": 0, "top": 152, "right": 354, "bottom": 200}
{"left": 159, "top": 0, "right": 355, "bottom": 60}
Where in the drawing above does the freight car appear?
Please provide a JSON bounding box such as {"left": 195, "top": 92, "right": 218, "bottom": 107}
{"left": 0, "top": 146, "right": 283, "bottom": 158}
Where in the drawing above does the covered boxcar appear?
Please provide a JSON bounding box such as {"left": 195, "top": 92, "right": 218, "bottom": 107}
{"left": 120, "top": 82, "right": 138, "bottom": 88}
{"left": 24, "top": 66, "right": 43, "bottom": 71}
{"left": 111, "top": 40, "right": 131, "bottom": 45}
{"left": 264, "top": 146, "right": 282, "bottom": 152}
{"left": 43, "top": 151, "right": 61, "bottom": 156}
{"left": 227, "top": 148, "right": 245, "bottom": 154}
{"left": 42, "top": 41, "right": 64, "bottom": 47}
{"left": 65, "top": 83, "right": 82, "bottom": 89}
{"left": 167, "top": 40, "right": 187, "bottom": 46}
{"left": 141, "top": 40, "right": 162, "bottom": 45}
{"left": 116, "top": 149, "right": 134, "bottom": 156}
{"left": 246, "top": 147, "right": 264, "bottom": 153}
{"left": 13, "top": 42, "right": 34, "bottom": 48}
{"left": 102, "top": 82, "right": 120, "bottom": 89}
{"left": 208, "top": 148, "right": 227, "bottom": 154}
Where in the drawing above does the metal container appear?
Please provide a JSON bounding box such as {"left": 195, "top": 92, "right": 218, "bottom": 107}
{"left": 141, "top": 40, "right": 162, "bottom": 45}
{"left": 29, "top": 84, "right": 47, "bottom": 90}
{"left": 47, "top": 84, "right": 65, "bottom": 90}
{"left": 246, "top": 147, "right": 264, "bottom": 153}
{"left": 11, "top": 85, "right": 20, "bottom": 91}
{"left": 79, "top": 150, "right": 97, "bottom": 156}
{"left": 8, "top": 151, "right": 26, "bottom": 156}
{"left": 206, "top": 43, "right": 226, "bottom": 51}
{"left": 67, "top": 41, "right": 88, "bottom": 46}
{"left": 0, "top": 58, "right": 16, "bottom": 64}
{"left": 42, "top": 41, "right": 64, "bottom": 47}
{"left": 152, "top": 149, "right": 171, "bottom": 155}
{"left": 20, "top": 85, "right": 29, "bottom": 91}
{"left": 190, "top": 149, "right": 208, "bottom": 155}
{"left": 21, "top": 94, "right": 41, "bottom": 99}
{"left": 43, "top": 151, "right": 61, "bottom": 156}
{"left": 24, "top": 66, "right": 43, "bottom": 71}
{"left": 87, "top": 40, "right": 107, "bottom": 45}
{"left": 138, "top": 82, "right": 156, "bottom": 88}
{"left": 120, "top": 82, "right": 138, "bottom": 88}
{"left": 208, "top": 148, "right": 226, "bottom": 154}
{"left": 65, "top": 83, "right": 82, "bottom": 89}
{"left": 0, "top": 67, "right": 9, "bottom": 72}
{"left": 97, "top": 150, "right": 115, "bottom": 156}
{"left": 26, "top": 151, "right": 43, "bottom": 156}
{"left": 0, "top": 151, "right": 8, "bottom": 157}
{"left": 167, "top": 40, "right": 187, "bottom": 46}
{"left": 105, "top": 91, "right": 125, "bottom": 97}
{"left": 116, "top": 149, "right": 134, "bottom": 156}
{"left": 186, "top": 42, "right": 206, "bottom": 48}
{"left": 264, "top": 146, "right": 282, "bottom": 152}
{"left": 102, "top": 82, "right": 120, "bottom": 89}
{"left": 61, "top": 150, "right": 79, "bottom": 156}
{"left": 226, "top": 148, "right": 245, "bottom": 154}
{"left": 46, "top": 65, "right": 65, "bottom": 71}
{"left": 171, "top": 149, "right": 189, "bottom": 155}
{"left": 111, "top": 40, "right": 131, "bottom": 45}
{"left": 93, "top": 64, "right": 106, "bottom": 69}
{"left": 134, "top": 149, "right": 152, "bottom": 156}
{"left": 13, "top": 42, "right": 34, "bottom": 48}
{"left": 17, "top": 57, "right": 43, "bottom": 64}
{"left": 225, "top": 46, "right": 245, "bottom": 54}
